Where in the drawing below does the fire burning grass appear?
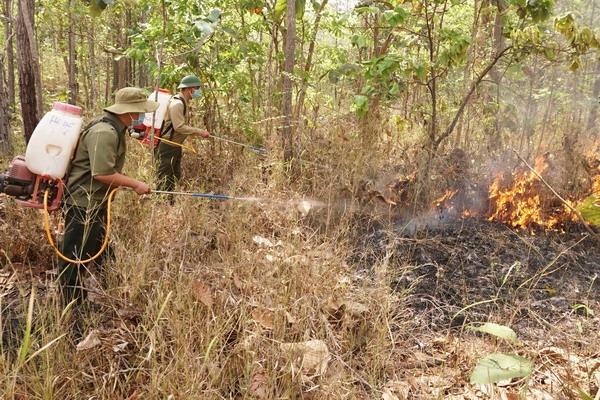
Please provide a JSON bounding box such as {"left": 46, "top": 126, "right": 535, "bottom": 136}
{"left": 429, "top": 153, "right": 587, "bottom": 232}
{"left": 486, "top": 154, "right": 575, "bottom": 231}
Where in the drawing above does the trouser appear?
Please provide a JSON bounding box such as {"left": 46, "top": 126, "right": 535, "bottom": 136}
{"left": 156, "top": 141, "right": 182, "bottom": 203}
{"left": 58, "top": 204, "right": 108, "bottom": 305}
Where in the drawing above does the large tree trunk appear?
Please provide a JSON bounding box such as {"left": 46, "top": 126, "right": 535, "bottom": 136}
{"left": 16, "top": 0, "right": 43, "bottom": 143}
{"left": 281, "top": 0, "right": 295, "bottom": 162}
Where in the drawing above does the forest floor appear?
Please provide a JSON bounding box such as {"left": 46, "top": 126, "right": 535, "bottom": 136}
{"left": 352, "top": 217, "right": 600, "bottom": 399}
{"left": 1, "top": 202, "right": 599, "bottom": 398}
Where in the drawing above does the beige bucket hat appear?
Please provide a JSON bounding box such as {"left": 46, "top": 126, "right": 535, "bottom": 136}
{"left": 104, "top": 87, "right": 159, "bottom": 114}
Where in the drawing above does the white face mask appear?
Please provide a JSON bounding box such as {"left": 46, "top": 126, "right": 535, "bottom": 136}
{"left": 191, "top": 89, "right": 201, "bottom": 99}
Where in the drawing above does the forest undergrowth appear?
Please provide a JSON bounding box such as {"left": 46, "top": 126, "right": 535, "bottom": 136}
{"left": 0, "top": 119, "right": 599, "bottom": 399}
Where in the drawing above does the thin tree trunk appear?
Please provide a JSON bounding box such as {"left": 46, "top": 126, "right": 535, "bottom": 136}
{"left": 89, "top": 28, "right": 96, "bottom": 110}
{"left": 4, "top": 0, "right": 16, "bottom": 107}
{"left": 0, "top": 60, "right": 12, "bottom": 154}
{"left": 587, "top": 59, "right": 600, "bottom": 133}
{"left": 16, "top": 0, "right": 43, "bottom": 143}
{"left": 282, "top": 0, "right": 295, "bottom": 162}
{"left": 68, "top": 0, "right": 78, "bottom": 105}
{"left": 294, "top": 0, "right": 328, "bottom": 123}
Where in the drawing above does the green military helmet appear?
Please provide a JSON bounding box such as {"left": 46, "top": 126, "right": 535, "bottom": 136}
{"left": 177, "top": 75, "right": 203, "bottom": 89}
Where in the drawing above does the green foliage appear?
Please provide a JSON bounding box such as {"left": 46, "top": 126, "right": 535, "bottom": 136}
{"left": 470, "top": 353, "right": 533, "bottom": 384}
{"left": 353, "top": 95, "right": 369, "bottom": 117}
{"left": 511, "top": 0, "right": 554, "bottom": 23}
{"left": 382, "top": 7, "right": 406, "bottom": 28}
{"left": 468, "top": 323, "right": 519, "bottom": 345}
{"left": 576, "top": 195, "right": 600, "bottom": 226}
{"left": 554, "top": 13, "right": 600, "bottom": 71}
{"left": 469, "top": 323, "right": 532, "bottom": 385}
{"left": 275, "top": 0, "right": 307, "bottom": 20}
{"left": 437, "top": 28, "right": 472, "bottom": 68}
{"left": 571, "top": 303, "right": 595, "bottom": 316}
{"left": 328, "top": 63, "right": 361, "bottom": 84}
{"left": 86, "top": 0, "right": 116, "bottom": 16}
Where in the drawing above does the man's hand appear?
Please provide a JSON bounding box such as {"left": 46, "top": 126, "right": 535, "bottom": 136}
{"left": 199, "top": 130, "right": 210, "bottom": 139}
{"left": 132, "top": 180, "right": 151, "bottom": 195}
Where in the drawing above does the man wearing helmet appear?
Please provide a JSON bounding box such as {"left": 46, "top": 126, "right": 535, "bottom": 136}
{"left": 155, "top": 75, "right": 211, "bottom": 204}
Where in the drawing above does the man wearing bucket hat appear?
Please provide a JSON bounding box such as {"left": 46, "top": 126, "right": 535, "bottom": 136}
{"left": 156, "top": 75, "right": 211, "bottom": 204}
{"left": 59, "top": 87, "right": 159, "bottom": 306}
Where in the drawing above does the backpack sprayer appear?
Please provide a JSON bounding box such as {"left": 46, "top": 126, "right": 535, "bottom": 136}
{"left": 0, "top": 102, "right": 84, "bottom": 211}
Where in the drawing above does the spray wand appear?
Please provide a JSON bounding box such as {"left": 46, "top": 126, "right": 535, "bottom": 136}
{"left": 150, "top": 133, "right": 330, "bottom": 169}
{"left": 210, "top": 135, "right": 268, "bottom": 153}
{"left": 150, "top": 189, "right": 260, "bottom": 201}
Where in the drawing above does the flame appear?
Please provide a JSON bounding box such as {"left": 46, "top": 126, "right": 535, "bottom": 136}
{"left": 371, "top": 152, "right": 586, "bottom": 231}
{"left": 487, "top": 154, "right": 560, "bottom": 230}
{"left": 433, "top": 189, "right": 458, "bottom": 209}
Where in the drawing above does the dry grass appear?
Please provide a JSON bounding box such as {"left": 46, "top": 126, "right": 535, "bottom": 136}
{"left": 0, "top": 120, "right": 599, "bottom": 399}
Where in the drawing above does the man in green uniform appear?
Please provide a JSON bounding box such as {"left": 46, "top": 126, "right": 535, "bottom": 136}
{"left": 156, "top": 75, "right": 211, "bottom": 203}
{"left": 59, "top": 87, "right": 159, "bottom": 305}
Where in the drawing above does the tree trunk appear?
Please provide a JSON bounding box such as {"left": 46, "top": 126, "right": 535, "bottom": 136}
{"left": 68, "top": 0, "right": 78, "bottom": 105}
{"left": 3, "top": 0, "right": 16, "bottom": 107}
{"left": 294, "top": 0, "right": 328, "bottom": 125}
{"left": 586, "top": 58, "right": 600, "bottom": 134}
{"left": 281, "top": 0, "right": 295, "bottom": 162}
{"left": 16, "top": 0, "right": 43, "bottom": 143}
{"left": 0, "top": 61, "right": 13, "bottom": 154}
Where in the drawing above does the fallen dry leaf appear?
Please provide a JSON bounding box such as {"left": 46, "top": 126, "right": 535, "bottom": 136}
{"left": 248, "top": 372, "right": 267, "bottom": 399}
{"left": 193, "top": 280, "right": 214, "bottom": 308}
{"left": 280, "top": 339, "right": 331, "bottom": 378}
{"left": 76, "top": 329, "right": 101, "bottom": 351}
{"left": 252, "top": 309, "right": 275, "bottom": 329}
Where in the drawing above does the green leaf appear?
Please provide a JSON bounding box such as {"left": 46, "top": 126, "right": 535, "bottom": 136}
{"left": 296, "top": 0, "right": 306, "bottom": 19}
{"left": 220, "top": 27, "right": 239, "bottom": 40}
{"left": 328, "top": 70, "right": 341, "bottom": 83}
{"left": 275, "top": 0, "right": 286, "bottom": 16}
{"left": 571, "top": 303, "right": 595, "bottom": 316}
{"left": 576, "top": 195, "right": 600, "bottom": 226}
{"left": 207, "top": 8, "right": 222, "bottom": 23}
{"left": 355, "top": 6, "right": 381, "bottom": 14}
{"left": 470, "top": 353, "right": 532, "bottom": 384}
{"left": 468, "top": 323, "right": 519, "bottom": 344}
{"left": 353, "top": 95, "right": 369, "bottom": 117}
{"left": 274, "top": 0, "right": 307, "bottom": 19}
{"left": 351, "top": 35, "right": 368, "bottom": 48}
{"left": 338, "top": 63, "right": 361, "bottom": 74}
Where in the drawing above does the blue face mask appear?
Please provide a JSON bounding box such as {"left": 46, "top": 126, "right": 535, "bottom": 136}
{"left": 191, "top": 89, "right": 201, "bottom": 99}
{"left": 131, "top": 113, "right": 145, "bottom": 126}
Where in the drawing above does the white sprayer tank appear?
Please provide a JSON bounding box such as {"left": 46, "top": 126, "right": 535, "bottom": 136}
{"left": 25, "top": 102, "right": 84, "bottom": 179}
{"left": 143, "top": 88, "right": 171, "bottom": 129}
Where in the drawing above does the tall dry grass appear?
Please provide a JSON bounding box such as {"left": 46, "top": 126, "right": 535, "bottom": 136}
{"left": 2, "top": 114, "right": 599, "bottom": 399}
{"left": 0, "top": 121, "right": 412, "bottom": 399}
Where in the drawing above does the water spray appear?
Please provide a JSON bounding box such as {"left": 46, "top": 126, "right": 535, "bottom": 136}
{"left": 149, "top": 189, "right": 325, "bottom": 214}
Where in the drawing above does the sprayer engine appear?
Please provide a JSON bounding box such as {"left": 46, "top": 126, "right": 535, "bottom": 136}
{"left": 0, "top": 156, "right": 63, "bottom": 211}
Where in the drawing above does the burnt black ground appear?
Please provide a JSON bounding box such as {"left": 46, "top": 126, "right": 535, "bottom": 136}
{"left": 351, "top": 217, "right": 600, "bottom": 341}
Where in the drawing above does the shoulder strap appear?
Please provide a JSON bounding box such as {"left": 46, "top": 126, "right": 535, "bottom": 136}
{"left": 66, "top": 117, "right": 123, "bottom": 187}
{"left": 162, "top": 96, "right": 187, "bottom": 141}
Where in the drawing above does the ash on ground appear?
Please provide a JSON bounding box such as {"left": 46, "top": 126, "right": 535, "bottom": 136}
{"left": 350, "top": 217, "right": 600, "bottom": 341}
